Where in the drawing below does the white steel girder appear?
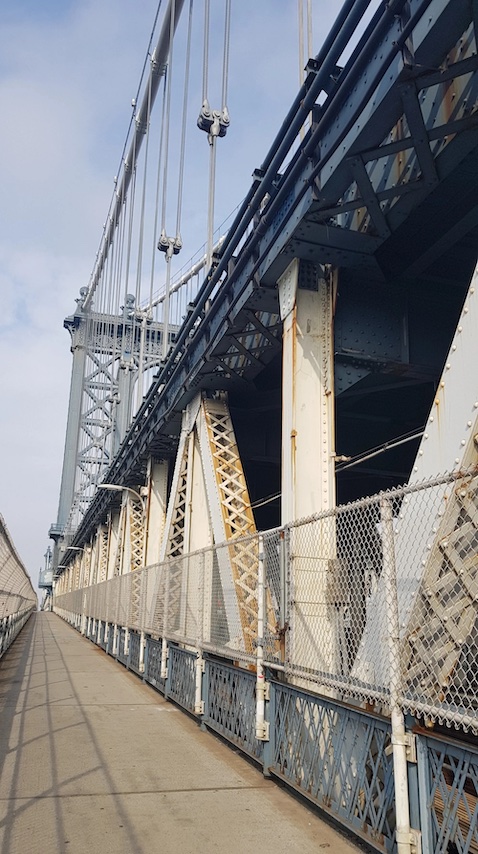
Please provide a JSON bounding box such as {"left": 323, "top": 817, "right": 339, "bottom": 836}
{"left": 278, "top": 259, "right": 337, "bottom": 674}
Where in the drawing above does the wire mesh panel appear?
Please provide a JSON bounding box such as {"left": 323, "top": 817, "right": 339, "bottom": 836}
{"left": 417, "top": 732, "right": 478, "bottom": 854}
{"left": 129, "top": 630, "right": 141, "bottom": 674}
{"left": 270, "top": 681, "right": 395, "bottom": 852}
{"left": 285, "top": 497, "right": 390, "bottom": 704}
{"left": 399, "top": 473, "right": 478, "bottom": 733}
{"left": 143, "top": 562, "right": 166, "bottom": 638}
{"left": 203, "top": 659, "right": 263, "bottom": 762}
{"left": 144, "top": 637, "right": 166, "bottom": 693}
{"left": 167, "top": 645, "right": 196, "bottom": 713}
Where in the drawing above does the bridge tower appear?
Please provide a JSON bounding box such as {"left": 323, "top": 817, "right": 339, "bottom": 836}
{"left": 49, "top": 290, "right": 167, "bottom": 553}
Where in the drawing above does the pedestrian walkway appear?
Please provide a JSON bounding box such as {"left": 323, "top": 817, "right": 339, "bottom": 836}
{"left": 0, "top": 613, "right": 362, "bottom": 854}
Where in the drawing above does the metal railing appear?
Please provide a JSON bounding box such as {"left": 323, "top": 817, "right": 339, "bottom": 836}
{"left": 54, "top": 469, "right": 478, "bottom": 735}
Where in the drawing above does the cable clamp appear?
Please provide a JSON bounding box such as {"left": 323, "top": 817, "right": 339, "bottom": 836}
{"left": 197, "top": 100, "right": 230, "bottom": 138}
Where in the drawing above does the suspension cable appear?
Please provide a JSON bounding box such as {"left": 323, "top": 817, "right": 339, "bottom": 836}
{"left": 202, "top": 0, "right": 210, "bottom": 106}
{"left": 221, "top": 0, "right": 232, "bottom": 111}
{"left": 175, "top": 0, "right": 193, "bottom": 241}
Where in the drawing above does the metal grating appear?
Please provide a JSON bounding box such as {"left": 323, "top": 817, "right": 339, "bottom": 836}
{"left": 270, "top": 681, "right": 395, "bottom": 852}
{"left": 204, "top": 659, "right": 263, "bottom": 762}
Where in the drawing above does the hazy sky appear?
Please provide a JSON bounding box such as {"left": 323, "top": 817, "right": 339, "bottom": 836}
{"left": 0, "top": 0, "right": 372, "bottom": 590}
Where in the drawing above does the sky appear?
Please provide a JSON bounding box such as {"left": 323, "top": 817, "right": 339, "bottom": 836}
{"left": 0, "top": 0, "right": 370, "bottom": 591}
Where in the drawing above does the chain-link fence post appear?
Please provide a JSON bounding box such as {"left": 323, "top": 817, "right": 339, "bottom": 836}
{"left": 256, "top": 535, "right": 270, "bottom": 741}
{"left": 195, "top": 552, "right": 205, "bottom": 715}
{"left": 381, "top": 494, "right": 420, "bottom": 854}
{"left": 278, "top": 527, "right": 289, "bottom": 663}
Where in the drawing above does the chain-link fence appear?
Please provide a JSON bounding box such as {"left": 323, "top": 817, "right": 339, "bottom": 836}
{"left": 53, "top": 469, "right": 478, "bottom": 733}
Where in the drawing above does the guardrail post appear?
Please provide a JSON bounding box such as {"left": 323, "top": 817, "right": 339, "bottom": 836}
{"left": 256, "top": 535, "right": 270, "bottom": 742}
{"left": 142, "top": 634, "right": 149, "bottom": 680}
{"left": 195, "top": 650, "right": 205, "bottom": 715}
{"left": 139, "top": 630, "right": 146, "bottom": 674}
{"left": 200, "top": 657, "right": 209, "bottom": 731}
{"left": 262, "top": 672, "right": 275, "bottom": 776}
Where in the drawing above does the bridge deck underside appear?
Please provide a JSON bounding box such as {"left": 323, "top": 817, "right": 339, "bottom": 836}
{"left": 75, "top": 0, "right": 478, "bottom": 539}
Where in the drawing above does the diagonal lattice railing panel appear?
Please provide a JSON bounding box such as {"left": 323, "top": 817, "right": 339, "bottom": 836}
{"left": 271, "top": 682, "right": 395, "bottom": 852}
{"left": 203, "top": 659, "right": 263, "bottom": 761}
{"left": 418, "top": 733, "right": 478, "bottom": 854}
{"left": 167, "top": 645, "right": 196, "bottom": 713}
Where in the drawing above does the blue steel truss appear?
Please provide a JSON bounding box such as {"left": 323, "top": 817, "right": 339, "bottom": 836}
{"left": 269, "top": 681, "right": 396, "bottom": 852}
{"left": 203, "top": 658, "right": 263, "bottom": 762}
{"left": 417, "top": 733, "right": 478, "bottom": 854}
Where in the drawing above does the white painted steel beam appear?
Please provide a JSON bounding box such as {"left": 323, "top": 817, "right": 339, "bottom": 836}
{"left": 279, "top": 259, "right": 337, "bottom": 674}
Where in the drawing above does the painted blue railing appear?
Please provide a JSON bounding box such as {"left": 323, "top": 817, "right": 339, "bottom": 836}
{"left": 203, "top": 658, "right": 263, "bottom": 762}
{"left": 117, "top": 628, "right": 128, "bottom": 665}
{"left": 166, "top": 645, "right": 196, "bottom": 713}
{"left": 128, "top": 631, "right": 141, "bottom": 674}
{"left": 144, "top": 637, "right": 167, "bottom": 693}
{"left": 417, "top": 732, "right": 478, "bottom": 854}
{"left": 269, "top": 681, "right": 395, "bottom": 851}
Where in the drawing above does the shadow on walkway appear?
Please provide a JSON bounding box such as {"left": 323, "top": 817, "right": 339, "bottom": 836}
{"left": 0, "top": 613, "right": 359, "bottom": 854}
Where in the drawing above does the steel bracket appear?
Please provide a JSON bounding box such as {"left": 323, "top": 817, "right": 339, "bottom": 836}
{"left": 396, "top": 828, "right": 421, "bottom": 854}
{"left": 386, "top": 732, "right": 417, "bottom": 763}
{"left": 257, "top": 721, "right": 270, "bottom": 742}
{"left": 195, "top": 700, "right": 205, "bottom": 715}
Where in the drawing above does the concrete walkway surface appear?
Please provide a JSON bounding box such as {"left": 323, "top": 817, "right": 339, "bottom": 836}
{"left": 0, "top": 613, "right": 363, "bottom": 854}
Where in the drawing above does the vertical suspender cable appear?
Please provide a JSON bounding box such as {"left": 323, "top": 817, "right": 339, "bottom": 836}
{"left": 149, "top": 74, "right": 168, "bottom": 308}
{"left": 175, "top": 0, "right": 193, "bottom": 244}
{"left": 200, "top": 0, "right": 232, "bottom": 272}
{"left": 160, "top": 0, "right": 177, "bottom": 360}
{"left": 134, "top": 71, "right": 154, "bottom": 410}
{"left": 202, "top": 0, "right": 210, "bottom": 107}
{"left": 221, "top": 0, "right": 231, "bottom": 112}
